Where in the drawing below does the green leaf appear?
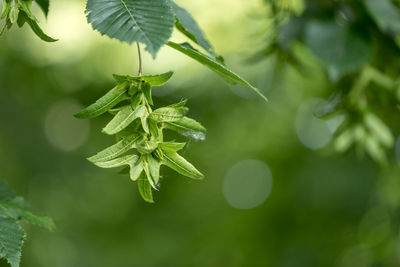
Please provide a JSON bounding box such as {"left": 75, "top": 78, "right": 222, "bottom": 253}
{"left": 93, "top": 154, "right": 139, "bottom": 169}
{"left": 136, "top": 139, "right": 158, "bottom": 154}
{"left": 364, "top": 113, "right": 394, "bottom": 148}
{"left": 150, "top": 107, "right": 186, "bottom": 122}
{"left": 149, "top": 119, "right": 161, "bottom": 140}
{"left": 34, "top": 0, "right": 49, "bottom": 17}
{"left": 129, "top": 158, "right": 143, "bottom": 181}
{"left": 168, "top": 99, "right": 187, "bottom": 108}
{"left": 88, "top": 134, "right": 141, "bottom": 163}
{"left": 23, "top": 12, "right": 57, "bottom": 42}
{"left": 140, "top": 110, "right": 150, "bottom": 134}
{"left": 142, "top": 82, "right": 153, "bottom": 105}
{"left": 334, "top": 129, "right": 354, "bottom": 153}
{"left": 75, "top": 82, "right": 129, "bottom": 119}
{"left": 167, "top": 42, "right": 267, "bottom": 102}
{"left": 159, "top": 142, "right": 186, "bottom": 152}
{"left": 304, "top": 21, "right": 371, "bottom": 80}
{"left": 164, "top": 116, "right": 206, "bottom": 138}
{"left": 103, "top": 105, "right": 146, "bottom": 135}
{"left": 365, "top": 0, "right": 400, "bottom": 34}
{"left": 147, "top": 155, "right": 161, "bottom": 185}
{"left": 1, "top": 1, "right": 12, "bottom": 20}
{"left": 86, "top": 0, "right": 175, "bottom": 58}
{"left": 113, "top": 71, "right": 174, "bottom": 86}
{"left": 9, "top": 5, "right": 19, "bottom": 24}
{"left": 142, "top": 156, "right": 157, "bottom": 189}
{"left": 168, "top": 0, "right": 218, "bottom": 58}
{"left": 162, "top": 150, "right": 203, "bottom": 179}
{"left": 0, "top": 197, "right": 55, "bottom": 231}
{"left": 0, "top": 217, "right": 24, "bottom": 267}
{"left": 137, "top": 173, "right": 154, "bottom": 203}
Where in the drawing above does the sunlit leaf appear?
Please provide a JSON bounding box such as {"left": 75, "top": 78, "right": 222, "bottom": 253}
{"left": 164, "top": 116, "right": 206, "bottom": 137}
{"left": 159, "top": 142, "right": 186, "bottom": 152}
{"left": 150, "top": 107, "right": 186, "bottom": 122}
{"left": 75, "top": 82, "right": 129, "bottom": 119}
{"left": 93, "top": 154, "right": 138, "bottom": 168}
{"left": 103, "top": 105, "right": 146, "bottom": 135}
{"left": 137, "top": 173, "right": 154, "bottom": 203}
{"left": 88, "top": 135, "right": 141, "bottom": 163}
{"left": 113, "top": 71, "right": 174, "bottom": 86}
{"left": 162, "top": 150, "right": 203, "bottom": 179}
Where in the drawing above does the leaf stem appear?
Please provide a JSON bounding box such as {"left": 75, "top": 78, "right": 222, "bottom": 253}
{"left": 136, "top": 42, "right": 143, "bottom": 76}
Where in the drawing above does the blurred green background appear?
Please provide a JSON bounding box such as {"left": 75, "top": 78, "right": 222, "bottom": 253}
{"left": 1, "top": 0, "right": 400, "bottom": 266}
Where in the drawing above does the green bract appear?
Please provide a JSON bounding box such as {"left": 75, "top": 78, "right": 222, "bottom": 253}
{"left": 76, "top": 71, "right": 206, "bottom": 203}
{"left": 0, "top": 0, "right": 56, "bottom": 41}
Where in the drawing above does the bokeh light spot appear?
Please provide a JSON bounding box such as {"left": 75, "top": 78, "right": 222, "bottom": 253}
{"left": 45, "top": 99, "right": 90, "bottom": 151}
{"left": 223, "top": 160, "right": 273, "bottom": 210}
{"left": 296, "top": 98, "right": 333, "bottom": 150}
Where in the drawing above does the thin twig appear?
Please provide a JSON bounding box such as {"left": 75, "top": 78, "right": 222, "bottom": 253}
{"left": 136, "top": 42, "right": 142, "bottom": 76}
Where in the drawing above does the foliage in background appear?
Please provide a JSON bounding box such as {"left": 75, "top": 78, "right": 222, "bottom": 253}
{"left": 259, "top": 0, "right": 400, "bottom": 164}
{"left": 0, "top": 0, "right": 56, "bottom": 41}
{"left": 0, "top": 181, "right": 54, "bottom": 267}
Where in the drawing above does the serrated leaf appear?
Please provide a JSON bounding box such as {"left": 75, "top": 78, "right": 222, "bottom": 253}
{"left": 169, "top": 0, "right": 219, "bottom": 58}
{"left": 93, "top": 154, "right": 138, "bottom": 169}
{"left": 162, "top": 151, "right": 203, "bottom": 179}
{"left": 113, "top": 71, "right": 174, "bottom": 86}
{"left": 164, "top": 116, "right": 206, "bottom": 138}
{"left": 159, "top": 142, "right": 185, "bottom": 152}
{"left": 103, "top": 105, "right": 146, "bottom": 135}
{"left": 0, "top": 217, "right": 24, "bottom": 267}
{"left": 88, "top": 134, "right": 141, "bottom": 163}
{"left": 0, "top": 198, "right": 55, "bottom": 231}
{"left": 137, "top": 173, "right": 154, "bottom": 203}
{"left": 75, "top": 82, "right": 129, "bottom": 119}
{"left": 86, "top": 0, "right": 175, "bottom": 58}
{"left": 150, "top": 107, "right": 186, "bottom": 122}
{"left": 167, "top": 41, "right": 268, "bottom": 102}
{"left": 22, "top": 13, "right": 57, "bottom": 42}
{"left": 34, "top": 0, "right": 49, "bottom": 17}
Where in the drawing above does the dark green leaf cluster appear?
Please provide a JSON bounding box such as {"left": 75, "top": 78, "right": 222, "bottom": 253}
{"left": 0, "top": 181, "right": 54, "bottom": 267}
{"left": 0, "top": 0, "right": 56, "bottom": 41}
{"left": 85, "top": 0, "right": 267, "bottom": 101}
{"left": 258, "top": 0, "right": 400, "bottom": 163}
{"left": 75, "top": 72, "right": 206, "bottom": 203}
